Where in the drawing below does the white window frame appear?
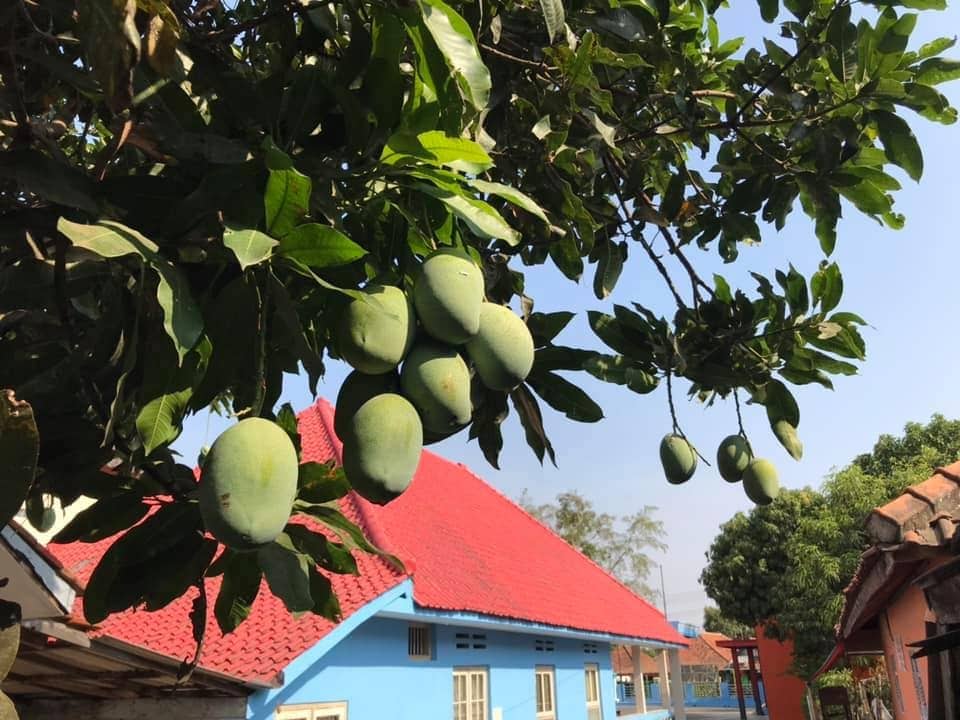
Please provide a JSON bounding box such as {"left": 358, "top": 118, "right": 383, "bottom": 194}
{"left": 275, "top": 701, "right": 348, "bottom": 720}
{"left": 535, "top": 665, "right": 557, "bottom": 720}
{"left": 585, "top": 663, "right": 602, "bottom": 720}
{"left": 453, "top": 666, "right": 489, "bottom": 720}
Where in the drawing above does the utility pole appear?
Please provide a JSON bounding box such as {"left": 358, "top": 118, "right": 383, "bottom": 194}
{"left": 659, "top": 564, "right": 669, "bottom": 619}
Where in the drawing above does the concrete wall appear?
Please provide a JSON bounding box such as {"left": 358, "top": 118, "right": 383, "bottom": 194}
{"left": 880, "top": 580, "right": 932, "bottom": 720}
{"left": 248, "top": 616, "right": 617, "bottom": 720}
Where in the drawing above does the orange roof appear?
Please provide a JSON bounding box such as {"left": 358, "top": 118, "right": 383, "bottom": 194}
{"left": 612, "top": 632, "right": 731, "bottom": 675}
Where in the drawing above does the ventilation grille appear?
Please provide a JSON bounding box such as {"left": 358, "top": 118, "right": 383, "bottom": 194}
{"left": 455, "top": 632, "right": 487, "bottom": 650}
{"left": 535, "top": 638, "right": 555, "bottom": 652}
{"left": 583, "top": 642, "right": 599, "bottom": 654}
{"left": 408, "top": 624, "right": 431, "bottom": 659}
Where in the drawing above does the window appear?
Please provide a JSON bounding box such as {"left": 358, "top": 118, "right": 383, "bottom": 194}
{"left": 409, "top": 623, "right": 432, "bottom": 659}
{"left": 585, "top": 664, "right": 602, "bottom": 720}
{"left": 455, "top": 632, "right": 487, "bottom": 650}
{"left": 276, "top": 702, "right": 347, "bottom": 720}
{"left": 535, "top": 666, "right": 556, "bottom": 720}
{"left": 453, "top": 667, "right": 488, "bottom": 720}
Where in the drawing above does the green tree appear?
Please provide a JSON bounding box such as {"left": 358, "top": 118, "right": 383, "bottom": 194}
{"left": 520, "top": 490, "right": 666, "bottom": 599}
{"left": 700, "top": 415, "right": 960, "bottom": 679}
{"left": 703, "top": 606, "right": 753, "bottom": 639}
{"left": 1, "top": 0, "right": 958, "bottom": 639}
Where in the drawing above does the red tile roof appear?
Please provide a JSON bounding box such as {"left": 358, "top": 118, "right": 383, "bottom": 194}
{"left": 48, "top": 397, "right": 684, "bottom": 683}
{"left": 612, "top": 633, "right": 730, "bottom": 675}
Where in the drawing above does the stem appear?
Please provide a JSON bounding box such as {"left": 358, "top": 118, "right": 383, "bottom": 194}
{"left": 734, "top": 389, "right": 754, "bottom": 456}
{"left": 250, "top": 269, "right": 271, "bottom": 418}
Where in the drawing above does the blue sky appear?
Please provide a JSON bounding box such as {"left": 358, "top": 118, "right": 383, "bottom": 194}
{"left": 176, "top": 3, "right": 960, "bottom": 625}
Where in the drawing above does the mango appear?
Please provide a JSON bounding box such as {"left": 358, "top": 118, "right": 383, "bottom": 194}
{"left": 199, "top": 418, "right": 298, "bottom": 550}
{"left": 337, "top": 284, "right": 415, "bottom": 374}
{"left": 660, "top": 433, "right": 697, "bottom": 485}
{"left": 743, "top": 458, "right": 780, "bottom": 506}
{"left": 342, "top": 393, "right": 422, "bottom": 505}
{"left": 466, "top": 304, "right": 535, "bottom": 391}
{"left": 400, "top": 341, "right": 473, "bottom": 435}
{"left": 413, "top": 249, "right": 484, "bottom": 344}
{"left": 334, "top": 370, "right": 400, "bottom": 441}
{"left": 717, "top": 434, "right": 751, "bottom": 483}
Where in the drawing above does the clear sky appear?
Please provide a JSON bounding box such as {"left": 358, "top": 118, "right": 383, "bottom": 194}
{"left": 175, "top": 3, "right": 960, "bottom": 626}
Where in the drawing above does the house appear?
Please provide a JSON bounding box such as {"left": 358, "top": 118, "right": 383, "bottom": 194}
{"left": 612, "top": 631, "right": 732, "bottom": 688}
{"left": 6, "top": 398, "right": 689, "bottom": 720}
{"left": 814, "top": 461, "right": 960, "bottom": 720}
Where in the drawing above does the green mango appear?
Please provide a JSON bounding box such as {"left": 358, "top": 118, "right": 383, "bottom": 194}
{"left": 337, "top": 284, "right": 415, "bottom": 374}
{"left": 342, "top": 394, "right": 422, "bottom": 505}
{"left": 743, "top": 458, "right": 781, "bottom": 506}
{"left": 717, "top": 434, "right": 751, "bottom": 483}
{"left": 334, "top": 370, "right": 400, "bottom": 441}
{"left": 660, "top": 433, "right": 697, "bottom": 485}
{"left": 466, "top": 303, "right": 535, "bottom": 391}
{"left": 413, "top": 249, "right": 484, "bottom": 345}
{"left": 199, "top": 418, "right": 299, "bottom": 550}
{"left": 400, "top": 341, "right": 473, "bottom": 435}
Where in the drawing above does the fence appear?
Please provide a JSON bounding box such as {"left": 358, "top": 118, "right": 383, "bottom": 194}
{"left": 615, "top": 679, "right": 766, "bottom": 709}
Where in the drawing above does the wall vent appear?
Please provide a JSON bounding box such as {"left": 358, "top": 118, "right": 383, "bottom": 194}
{"left": 408, "top": 623, "right": 431, "bottom": 659}
{"left": 454, "top": 632, "right": 487, "bottom": 649}
{"left": 535, "top": 638, "right": 555, "bottom": 652}
{"left": 583, "top": 642, "right": 599, "bottom": 654}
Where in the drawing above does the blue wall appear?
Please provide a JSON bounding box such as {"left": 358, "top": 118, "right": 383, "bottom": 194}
{"left": 247, "top": 616, "right": 618, "bottom": 720}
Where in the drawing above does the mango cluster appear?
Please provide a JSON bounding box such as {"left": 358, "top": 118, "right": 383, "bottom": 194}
{"left": 335, "top": 249, "right": 535, "bottom": 505}
{"left": 658, "top": 432, "right": 781, "bottom": 506}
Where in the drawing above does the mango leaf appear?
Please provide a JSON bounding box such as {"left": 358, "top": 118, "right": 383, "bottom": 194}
{"left": 53, "top": 494, "right": 148, "bottom": 543}
{"left": 257, "top": 533, "right": 314, "bottom": 613}
{"left": 468, "top": 179, "right": 550, "bottom": 225}
{"left": 77, "top": 0, "right": 140, "bottom": 110}
{"left": 222, "top": 227, "right": 277, "bottom": 270}
{"left": 213, "top": 551, "right": 262, "bottom": 634}
{"left": 297, "top": 462, "right": 351, "bottom": 504}
{"left": 142, "top": 534, "right": 217, "bottom": 611}
{"left": 417, "top": 0, "right": 491, "bottom": 111}
{"left": 538, "top": 0, "right": 565, "bottom": 42}
{"left": 308, "top": 566, "right": 342, "bottom": 621}
{"left": 527, "top": 312, "right": 575, "bottom": 347}
{"left": 414, "top": 183, "right": 520, "bottom": 244}
{"left": 265, "top": 167, "right": 312, "bottom": 237}
{"left": 0, "top": 392, "right": 39, "bottom": 528}
{"left": 872, "top": 109, "right": 923, "bottom": 181}
{"left": 510, "top": 385, "right": 556, "bottom": 466}
{"left": 593, "top": 240, "right": 625, "bottom": 300}
{"left": 913, "top": 57, "right": 960, "bottom": 85}
{"left": 57, "top": 219, "right": 202, "bottom": 362}
{"left": 0, "top": 149, "right": 99, "bottom": 214}
{"left": 382, "top": 130, "right": 493, "bottom": 173}
{"left": 278, "top": 224, "right": 367, "bottom": 268}
{"left": 757, "top": 0, "right": 779, "bottom": 22}
{"left": 285, "top": 523, "right": 358, "bottom": 575}
{"left": 526, "top": 372, "right": 604, "bottom": 422}
{"left": 295, "top": 503, "right": 402, "bottom": 569}
{"left": 762, "top": 379, "right": 800, "bottom": 427}
{"left": 771, "top": 419, "right": 804, "bottom": 461}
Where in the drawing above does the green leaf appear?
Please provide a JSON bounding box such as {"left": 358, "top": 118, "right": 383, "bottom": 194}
{"left": 57, "top": 219, "right": 203, "bottom": 362}
{"left": 414, "top": 183, "right": 520, "bottom": 244}
{"left": 417, "top": 0, "right": 491, "bottom": 111}
{"left": 0, "top": 149, "right": 99, "bottom": 214}
{"left": 383, "top": 130, "right": 493, "bottom": 173}
{"left": 538, "top": 0, "right": 565, "bottom": 42}
{"left": 527, "top": 312, "right": 575, "bottom": 347}
{"left": 468, "top": 179, "right": 550, "bottom": 225}
{"left": 285, "top": 524, "right": 358, "bottom": 575}
{"left": 593, "top": 240, "right": 625, "bottom": 300}
{"left": 0, "top": 393, "right": 39, "bottom": 528}
{"left": 257, "top": 534, "right": 314, "bottom": 613}
{"left": 763, "top": 379, "right": 800, "bottom": 427}
{"left": 142, "top": 535, "right": 218, "bottom": 611}
{"left": 810, "top": 262, "right": 843, "bottom": 314}
{"left": 214, "top": 551, "right": 262, "bottom": 634}
{"left": 757, "top": 0, "right": 779, "bottom": 22}
{"left": 526, "top": 372, "right": 604, "bottom": 423}
{"left": 278, "top": 224, "right": 367, "bottom": 268}
{"left": 771, "top": 418, "right": 804, "bottom": 461}
{"left": 53, "top": 494, "right": 148, "bottom": 543}
{"left": 913, "top": 57, "right": 960, "bottom": 85}
{"left": 297, "top": 462, "right": 352, "bottom": 504}
{"left": 872, "top": 110, "right": 923, "bottom": 181}
{"left": 534, "top": 345, "right": 596, "bottom": 372}
{"left": 222, "top": 227, "right": 278, "bottom": 270}
{"left": 308, "top": 566, "right": 342, "bottom": 621}
{"left": 295, "top": 504, "right": 400, "bottom": 567}
{"left": 511, "top": 385, "right": 556, "bottom": 466}
{"left": 136, "top": 340, "right": 210, "bottom": 454}
{"left": 265, "top": 167, "right": 312, "bottom": 237}
{"left": 837, "top": 180, "right": 892, "bottom": 216}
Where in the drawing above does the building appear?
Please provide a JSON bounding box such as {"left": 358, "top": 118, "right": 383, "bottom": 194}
{"left": 815, "top": 461, "right": 960, "bottom": 720}
{"left": 4, "top": 398, "right": 689, "bottom": 720}
{"left": 613, "top": 632, "right": 732, "bottom": 685}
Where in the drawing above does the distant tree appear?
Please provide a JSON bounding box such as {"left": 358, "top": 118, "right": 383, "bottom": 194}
{"left": 700, "top": 415, "right": 960, "bottom": 679}
{"left": 703, "top": 606, "right": 753, "bottom": 639}
{"left": 520, "top": 490, "right": 665, "bottom": 600}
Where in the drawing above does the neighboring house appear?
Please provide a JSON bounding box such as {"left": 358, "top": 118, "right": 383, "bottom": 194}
{"left": 612, "top": 632, "right": 732, "bottom": 685}
{"left": 7, "top": 398, "right": 689, "bottom": 720}
{"left": 815, "top": 461, "right": 960, "bottom": 720}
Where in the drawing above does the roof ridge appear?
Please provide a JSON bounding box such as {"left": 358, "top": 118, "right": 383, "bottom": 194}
{"left": 440, "top": 459, "right": 684, "bottom": 643}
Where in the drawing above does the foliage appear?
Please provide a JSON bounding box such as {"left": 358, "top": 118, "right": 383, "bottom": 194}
{"left": 0, "top": 0, "right": 957, "bottom": 637}
{"left": 702, "top": 605, "right": 753, "bottom": 639}
{"left": 519, "top": 490, "right": 665, "bottom": 599}
{"left": 700, "top": 415, "right": 960, "bottom": 679}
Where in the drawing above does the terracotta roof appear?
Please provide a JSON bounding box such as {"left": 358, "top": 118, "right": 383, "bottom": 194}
{"left": 49, "top": 398, "right": 684, "bottom": 683}
{"left": 612, "top": 633, "right": 729, "bottom": 675}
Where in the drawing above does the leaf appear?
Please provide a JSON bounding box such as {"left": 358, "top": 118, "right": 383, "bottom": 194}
{"left": 526, "top": 372, "right": 604, "bottom": 422}
{"left": 417, "top": 0, "right": 491, "bottom": 111}
{"left": 257, "top": 534, "right": 314, "bottom": 613}
{"left": 872, "top": 109, "right": 923, "bottom": 181}
{"left": 142, "top": 534, "right": 217, "bottom": 611}
{"left": 308, "top": 566, "right": 342, "bottom": 621}
{"left": 214, "top": 551, "right": 262, "bottom": 634}
{"left": 763, "top": 379, "right": 800, "bottom": 427}
{"left": 145, "top": 13, "right": 179, "bottom": 76}
{"left": 468, "top": 179, "right": 550, "bottom": 225}
{"left": 78, "top": 0, "right": 140, "bottom": 110}
{"left": 527, "top": 312, "right": 575, "bottom": 346}
{"left": 57, "top": 219, "right": 203, "bottom": 362}
{"left": 914, "top": 58, "right": 960, "bottom": 85}
{"left": 810, "top": 262, "right": 843, "bottom": 314}
{"left": 414, "top": 183, "right": 520, "bottom": 244}
{"left": 772, "top": 419, "right": 804, "bottom": 461}
{"left": 295, "top": 504, "right": 399, "bottom": 566}
{"left": 222, "top": 227, "right": 278, "bottom": 270}
{"left": 511, "top": 385, "right": 556, "bottom": 466}
{"left": 757, "top": 0, "right": 779, "bottom": 22}
{"left": 593, "top": 240, "right": 625, "bottom": 300}
{"left": 53, "top": 494, "right": 149, "bottom": 543}
{"left": 277, "top": 224, "right": 367, "bottom": 268}
{"left": 534, "top": 346, "right": 596, "bottom": 372}
{"left": 285, "top": 524, "right": 358, "bottom": 575}
{"left": 0, "top": 149, "right": 99, "bottom": 214}
{"left": 265, "top": 167, "right": 312, "bottom": 237}
{"left": 538, "top": 0, "right": 565, "bottom": 42}
{"left": 0, "top": 392, "right": 39, "bottom": 528}
{"left": 383, "top": 131, "right": 493, "bottom": 173}
{"left": 297, "top": 462, "right": 352, "bottom": 504}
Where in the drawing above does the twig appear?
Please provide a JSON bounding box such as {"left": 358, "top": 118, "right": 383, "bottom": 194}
{"left": 734, "top": 389, "right": 754, "bottom": 456}
{"left": 480, "top": 43, "right": 555, "bottom": 70}
{"left": 654, "top": 221, "right": 716, "bottom": 301}
{"left": 250, "top": 269, "right": 271, "bottom": 418}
